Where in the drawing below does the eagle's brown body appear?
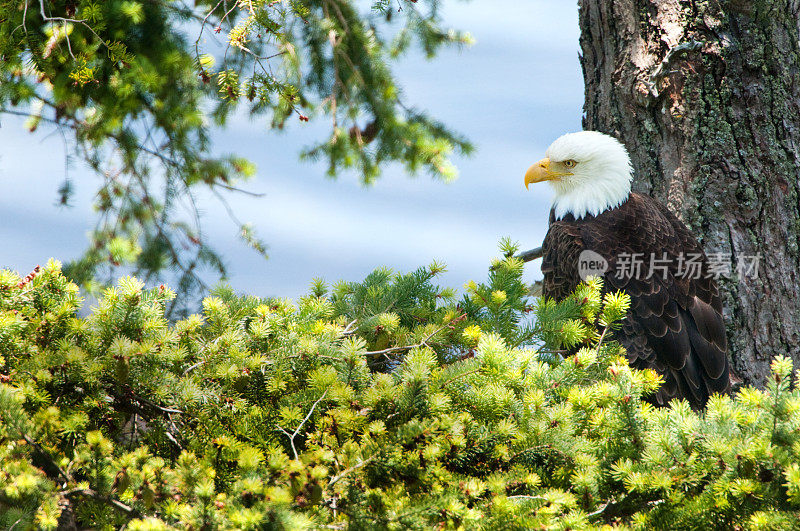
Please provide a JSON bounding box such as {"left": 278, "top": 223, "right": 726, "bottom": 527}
{"left": 541, "top": 192, "right": 730, "bottom": 408}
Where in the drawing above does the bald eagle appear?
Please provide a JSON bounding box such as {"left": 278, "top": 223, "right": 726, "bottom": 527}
{"left": 525, "top": 131, "right": 730, "bottom": 408}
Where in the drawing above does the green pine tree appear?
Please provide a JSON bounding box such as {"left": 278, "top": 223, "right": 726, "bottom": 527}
{"left": 1, "top": 247, "right": 799, "bottom": 529}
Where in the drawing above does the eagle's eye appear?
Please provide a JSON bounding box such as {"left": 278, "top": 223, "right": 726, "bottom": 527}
{"left": 563, "top": 159, "right": 577, "bottom": 169}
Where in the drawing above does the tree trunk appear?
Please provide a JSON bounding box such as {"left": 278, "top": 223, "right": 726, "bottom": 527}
{"left": 578, "top": 0, "right": 800, "bottom": 387}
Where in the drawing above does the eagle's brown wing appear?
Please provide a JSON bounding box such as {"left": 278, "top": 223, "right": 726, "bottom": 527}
{"left": 541, "top": 193, "right": 729, "bottom": 408}
{"left": 541, "top": 210, "right": 584, "bottom": 303}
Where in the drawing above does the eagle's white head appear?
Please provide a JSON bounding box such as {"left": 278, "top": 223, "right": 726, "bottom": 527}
{"left": 525, "top": 131, "right": 633, "bottom": 220}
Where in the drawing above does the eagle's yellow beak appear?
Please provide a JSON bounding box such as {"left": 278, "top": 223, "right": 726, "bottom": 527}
{"left": 524, "top": 158, "right": 559, "bottom": 189}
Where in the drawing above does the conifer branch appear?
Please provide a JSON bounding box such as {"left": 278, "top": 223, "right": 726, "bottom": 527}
{"left": 770, "top": 378, "right": 783, "bottom": 446}
{"left": 194, "top": 0, "right": 226, "bottom": 60}
{"left": 586, "top": 499, "right": 615, "bottom": 519}
{"left": 21, "top": 434, "right": 138, "bottom": 516}
{"left": 21, "top": 434, "right": 71, "bottom": 485}
{"left": 596, "top": 326, "right": 610, "bottom": 355}
{"left": 110, "top": 388, "right": 185, "bottom": 418}
{"left": 439, "top": 369, "right": 481, "bottom": 388}
{"left": 183, "top": 337, "right": 223, "bottom": 375}
{"left": 328, "top": 456, "right": 376, "bottom": 489}
{"left": 183, "top": 359, "right": 207, "bottom": 375}
{"left": 339, "top": 319, "right": 359, "bottom": 337}
{"left": 364, "top": 323, "right": 449, "bottom": 357}
{"left": 516, "top": 246, "right": 544, "bottom": 263}
{"left": 362, "top": 344, "right": 414, "bottom": 357}
{"left": 37, "top": 0, "right": 98, "bottom": 40}
{"left": 491, "top": 245, "right": 542, "bottom": 271}
{"left": 214, "top": 182, "right": 266, "bottom": 197}
{"left": 131, "top": 392, "right": 185, "bottom": 415}
{"left": 278, "top": 390, "right": 328, "bottom": 460}
{"left": 62, "top": 488, "right": 138, "bottom": 516}
{"left": 509, "top": 444, "right": 567, "bottom": 463}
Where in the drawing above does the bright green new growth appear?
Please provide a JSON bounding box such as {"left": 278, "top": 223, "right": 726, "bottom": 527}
{"left": 1, "top": 252, "right": 799, "bottom": 529}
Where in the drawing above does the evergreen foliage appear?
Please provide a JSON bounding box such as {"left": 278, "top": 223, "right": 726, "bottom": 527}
{"left": 0, "top": 0, "right": 472, "bottom": 312}
{"left": 1, "top": 252, "right": 799, "bottom": 529}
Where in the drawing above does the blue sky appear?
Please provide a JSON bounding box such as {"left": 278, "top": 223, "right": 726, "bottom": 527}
{"left": 0, "top": 0, "right": 583, "bottom": 299}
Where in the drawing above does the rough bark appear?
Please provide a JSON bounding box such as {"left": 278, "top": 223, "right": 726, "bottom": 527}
{"left": 578, "top": 0, "right": 800, "bottom": 387}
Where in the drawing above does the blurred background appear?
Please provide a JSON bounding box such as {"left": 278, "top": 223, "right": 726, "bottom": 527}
{"left": 0, "top": 0, "right": 583, "bottom": 299}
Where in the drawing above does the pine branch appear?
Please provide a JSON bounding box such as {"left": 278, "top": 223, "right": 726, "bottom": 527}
{"left": 21, "top": 434, "right": 139, "bottom": 517}
{"left": 21, "top": 433, "right": 71, "bottom": 485}
{"left": 363, "top": 322, "right": 450, "bottom": 357}
{"left": 278, "top": 390, "right": 328, "bottom": 460}
{"left": 62, "top": 488, "right": 138, "bottom": 516}
{"left": 339, "top": 319, "right": 359, "bottom": 337}
{"left": 516, "top": 246, "right": 544, "bottom": 263}
{"left": 439, "top": 369, "right": 481, "bottom": 388}
{"left": 489, "top": 245, "right": 542, "bottom": 271}
{"left": 596, "top": 325, "right": 610, "bottom": 355}
{"left": 328, "top": 456, "right": 376, "bottom": 489}
{"left": 587, "top": 499, "right": 616, "bottom": 519}
{"left": 507, "top": 495, "right": 548, "bottom": 501}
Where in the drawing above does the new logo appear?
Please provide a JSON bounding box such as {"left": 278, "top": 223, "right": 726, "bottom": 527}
{"left": 578, "top": 250, "right": 609, "bottom": 280}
